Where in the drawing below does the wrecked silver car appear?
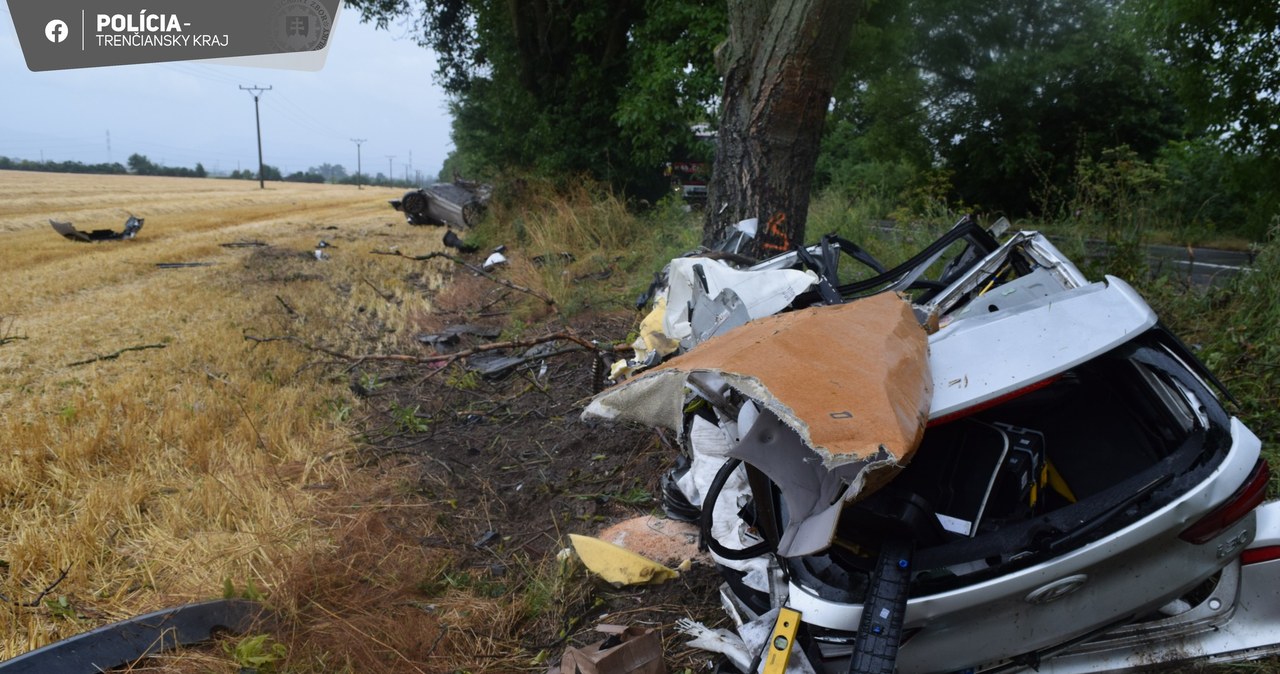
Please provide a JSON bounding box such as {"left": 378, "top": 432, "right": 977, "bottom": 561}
{"left": 389, "top": 181, "right": 489, "bottom": 227}
{"left": 585, "top": 219, "right": 1279, "bottom": 673}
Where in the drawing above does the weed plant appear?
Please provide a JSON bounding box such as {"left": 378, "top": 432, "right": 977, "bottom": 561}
{"left": 1140, "top": 225, "right": 1280, "bottom": 467}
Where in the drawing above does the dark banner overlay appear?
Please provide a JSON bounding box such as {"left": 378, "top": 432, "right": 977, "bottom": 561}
{"left": 8, "top": 0, "right": 343, "bottom": 71}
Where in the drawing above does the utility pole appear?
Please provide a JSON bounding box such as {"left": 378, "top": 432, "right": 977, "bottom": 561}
{"left": 239, "top": 85, "right": 272, "bottom": 189}
{"left": 386, "top": 155, "right": 396, "bottom": 186}
{"left": 350, "top": 138, "right": 366, "bottom": 189}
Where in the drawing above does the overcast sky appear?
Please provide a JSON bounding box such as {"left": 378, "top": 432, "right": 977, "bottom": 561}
{"left": 0, "top": 4, "right": 454, "bottom": 180}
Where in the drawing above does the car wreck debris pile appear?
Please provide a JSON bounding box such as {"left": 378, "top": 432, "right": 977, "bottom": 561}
{"left": 50, "top": 215, "right": 144, "bottom": 242}
{"left": 578, "top": 217, "right": 1276, "bottom": 673}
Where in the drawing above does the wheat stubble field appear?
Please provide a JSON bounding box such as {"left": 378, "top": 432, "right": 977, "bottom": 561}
{"left": 0, "top": 171, "right": 446, "bottom": 664}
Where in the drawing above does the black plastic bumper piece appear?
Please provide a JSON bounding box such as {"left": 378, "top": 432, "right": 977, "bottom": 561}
{"left": 0, "top": 599, "right": 263, "bottom": 673}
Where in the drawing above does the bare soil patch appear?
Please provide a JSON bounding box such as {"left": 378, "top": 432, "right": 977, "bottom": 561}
{"left": 329, "top": 269, "right": 729, "bottom": 671}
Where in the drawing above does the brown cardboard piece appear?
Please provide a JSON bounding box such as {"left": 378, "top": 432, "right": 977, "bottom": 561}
{"left": 557, "top": 626, "right": 666, "bottom": 674}
{"left": 583, "top": 293, "right": 931, "bottom": 555}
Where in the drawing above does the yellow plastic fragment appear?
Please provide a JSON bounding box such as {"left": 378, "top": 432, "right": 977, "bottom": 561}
{"left": 636, "top": 296, "right": 679, "bottom": 358}
{"left": 568, "top": 534, "right": 679, "bottom": 586}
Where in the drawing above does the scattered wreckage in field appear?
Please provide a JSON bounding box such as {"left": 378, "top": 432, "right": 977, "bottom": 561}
{"left": 50, "top": 215, "right": 144, "bottom": 242}
{"left": 583, "top": 217, "right": 1279, "bottom": 673}
{"left": 389, "top": 180, "right": 490, "bottom": 227}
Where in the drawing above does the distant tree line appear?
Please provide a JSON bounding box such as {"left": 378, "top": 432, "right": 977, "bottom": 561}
{"left": 127, "top": 154, "right": 207, "bottom": 178}
{"left": 1, "top": 153, "right": 424, "bottom": 189}
{"left": 0, "top": 155, "right": 128, "bottom": 175}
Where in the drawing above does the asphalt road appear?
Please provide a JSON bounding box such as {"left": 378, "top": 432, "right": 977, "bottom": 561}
{"left": 1074, "top": 239, "right": 1254, "bottom": 286}
{"left": 1140, "top": 244, "right": 1254, "bottom": 287}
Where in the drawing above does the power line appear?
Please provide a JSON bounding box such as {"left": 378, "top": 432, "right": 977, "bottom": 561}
{"left": 239, "top": 85, "right": 273, "bottom": 189}
{"left": 385, "top": 155, "right": 396, "bottom": 186}
{"left": 350, "top": 138, "right": 366, "bottom": 190}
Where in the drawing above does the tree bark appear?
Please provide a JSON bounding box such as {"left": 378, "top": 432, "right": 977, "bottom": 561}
{"left": 703, "top": 0, "right": 861, "bottom": 257}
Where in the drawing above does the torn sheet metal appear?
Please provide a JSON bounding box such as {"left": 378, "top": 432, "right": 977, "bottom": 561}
{"left": 662, "top": 257, "right": 817, "bottom": 347}
{"left": 928, "top": 277, "right": 1157, "bottom": 421}
{"left": 585, "top": 293, "right": 931, "bottom": 555}
{"left": 50, "top": 216, "right": 144, "bottom": 242}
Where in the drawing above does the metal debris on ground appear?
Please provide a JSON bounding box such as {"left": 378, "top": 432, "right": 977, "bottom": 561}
{"left": 442, "top": 229, "right": 480, "bottom": 253}
{"left": 155, "top": 262, "right": 216, "bottom": 269}
{"left": 482, "top": 249, "right": 508, "bottom": 271}
{"left": 415, "top": 324, "right": 503, "bottom": 349}
{"left": 50, "top": 215, "right": 144, "bottom": 242}
{"left": 0, "top": 599, "right": 263, "bottom": 673}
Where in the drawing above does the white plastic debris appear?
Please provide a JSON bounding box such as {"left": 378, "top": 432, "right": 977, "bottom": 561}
{"left": 676, "top": 618, "right": 752, "bottom": 672}
{"left": 482, "top": 251, "right": 508, "bottom": 270}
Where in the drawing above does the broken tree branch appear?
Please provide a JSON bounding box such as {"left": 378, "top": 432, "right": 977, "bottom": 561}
{"left": 2, "top": 565, "right": 75, "bottom": 608}
{"left": 0, "top": 317, "right": 26, "bottom": 346}
{"left": 27, "top": 565, "right": 72, "bottom": 607}
{"left": 371, "top": 248, "right": 557, "bottom": 308}
{"left": 66, "top": 343, "right": 166, "bottom": 367}
{"left": 275, "top": 295, "right": 298, "bottom": 316}
{"left": 243, "top": 331, "right": 623, "bottom": 365}
{"left": 361, "top": 276, "right": 396, "bottom": 302}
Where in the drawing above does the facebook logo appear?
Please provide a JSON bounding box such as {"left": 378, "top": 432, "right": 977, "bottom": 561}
{"left": 45, "top": 19, "right": 69, "bottom": 43}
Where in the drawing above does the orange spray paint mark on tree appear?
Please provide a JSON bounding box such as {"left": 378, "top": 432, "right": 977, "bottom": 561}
{"left": 760, "top": 211, "right": 791, "bottom": 253}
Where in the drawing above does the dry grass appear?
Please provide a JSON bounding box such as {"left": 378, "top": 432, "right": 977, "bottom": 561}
{"left": 0, "top": 171, "right": 455, "bottom": 664}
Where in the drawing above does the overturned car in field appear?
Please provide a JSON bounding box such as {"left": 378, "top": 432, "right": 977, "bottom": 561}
{"left": 585, "top": 219, "right": 1279, "bottom": 673}
{"left": 388, "top": 181, "right": 489, "bottom": 227}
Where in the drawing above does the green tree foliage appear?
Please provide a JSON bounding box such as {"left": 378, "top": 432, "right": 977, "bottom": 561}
{"left": 1141, "top": 0, "right": 1280, "bottom": 237}
{"left": 308, "top": 163, "right": 349, "bottom": 183}
{"left": 0, "top": 156, "right": 127, "bottom": 175}
{"left": 126, "top": 153, "right": 210, "bottom": 178}
{"left": 285, "top": 171, "right": 326, "bottom": 183}
{"left": 822, "top": 0, "right": 1185, "bottom": 216}
{"left": 816, "top": 0, "right": 932, "bottom": 200}
{"left": 346, "top": 0, "right": 724, "bottom": 195}
{"left": 1143, "top": 0, "right": 1280, "bottom": 155}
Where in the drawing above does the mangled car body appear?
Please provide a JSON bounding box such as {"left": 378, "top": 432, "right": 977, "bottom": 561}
{"left": 389, "top": 181, "right": 489, "bottom": 227}
{"left": 586, "top": 219, "right": 1279, "bottom": 673}
{"left": 50, "top": 215, "right": 143, "bottom": 242}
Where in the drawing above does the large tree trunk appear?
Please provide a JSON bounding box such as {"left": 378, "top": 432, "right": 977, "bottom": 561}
{"left": 703, "top": 0, "right": 860, "bottom": 257}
